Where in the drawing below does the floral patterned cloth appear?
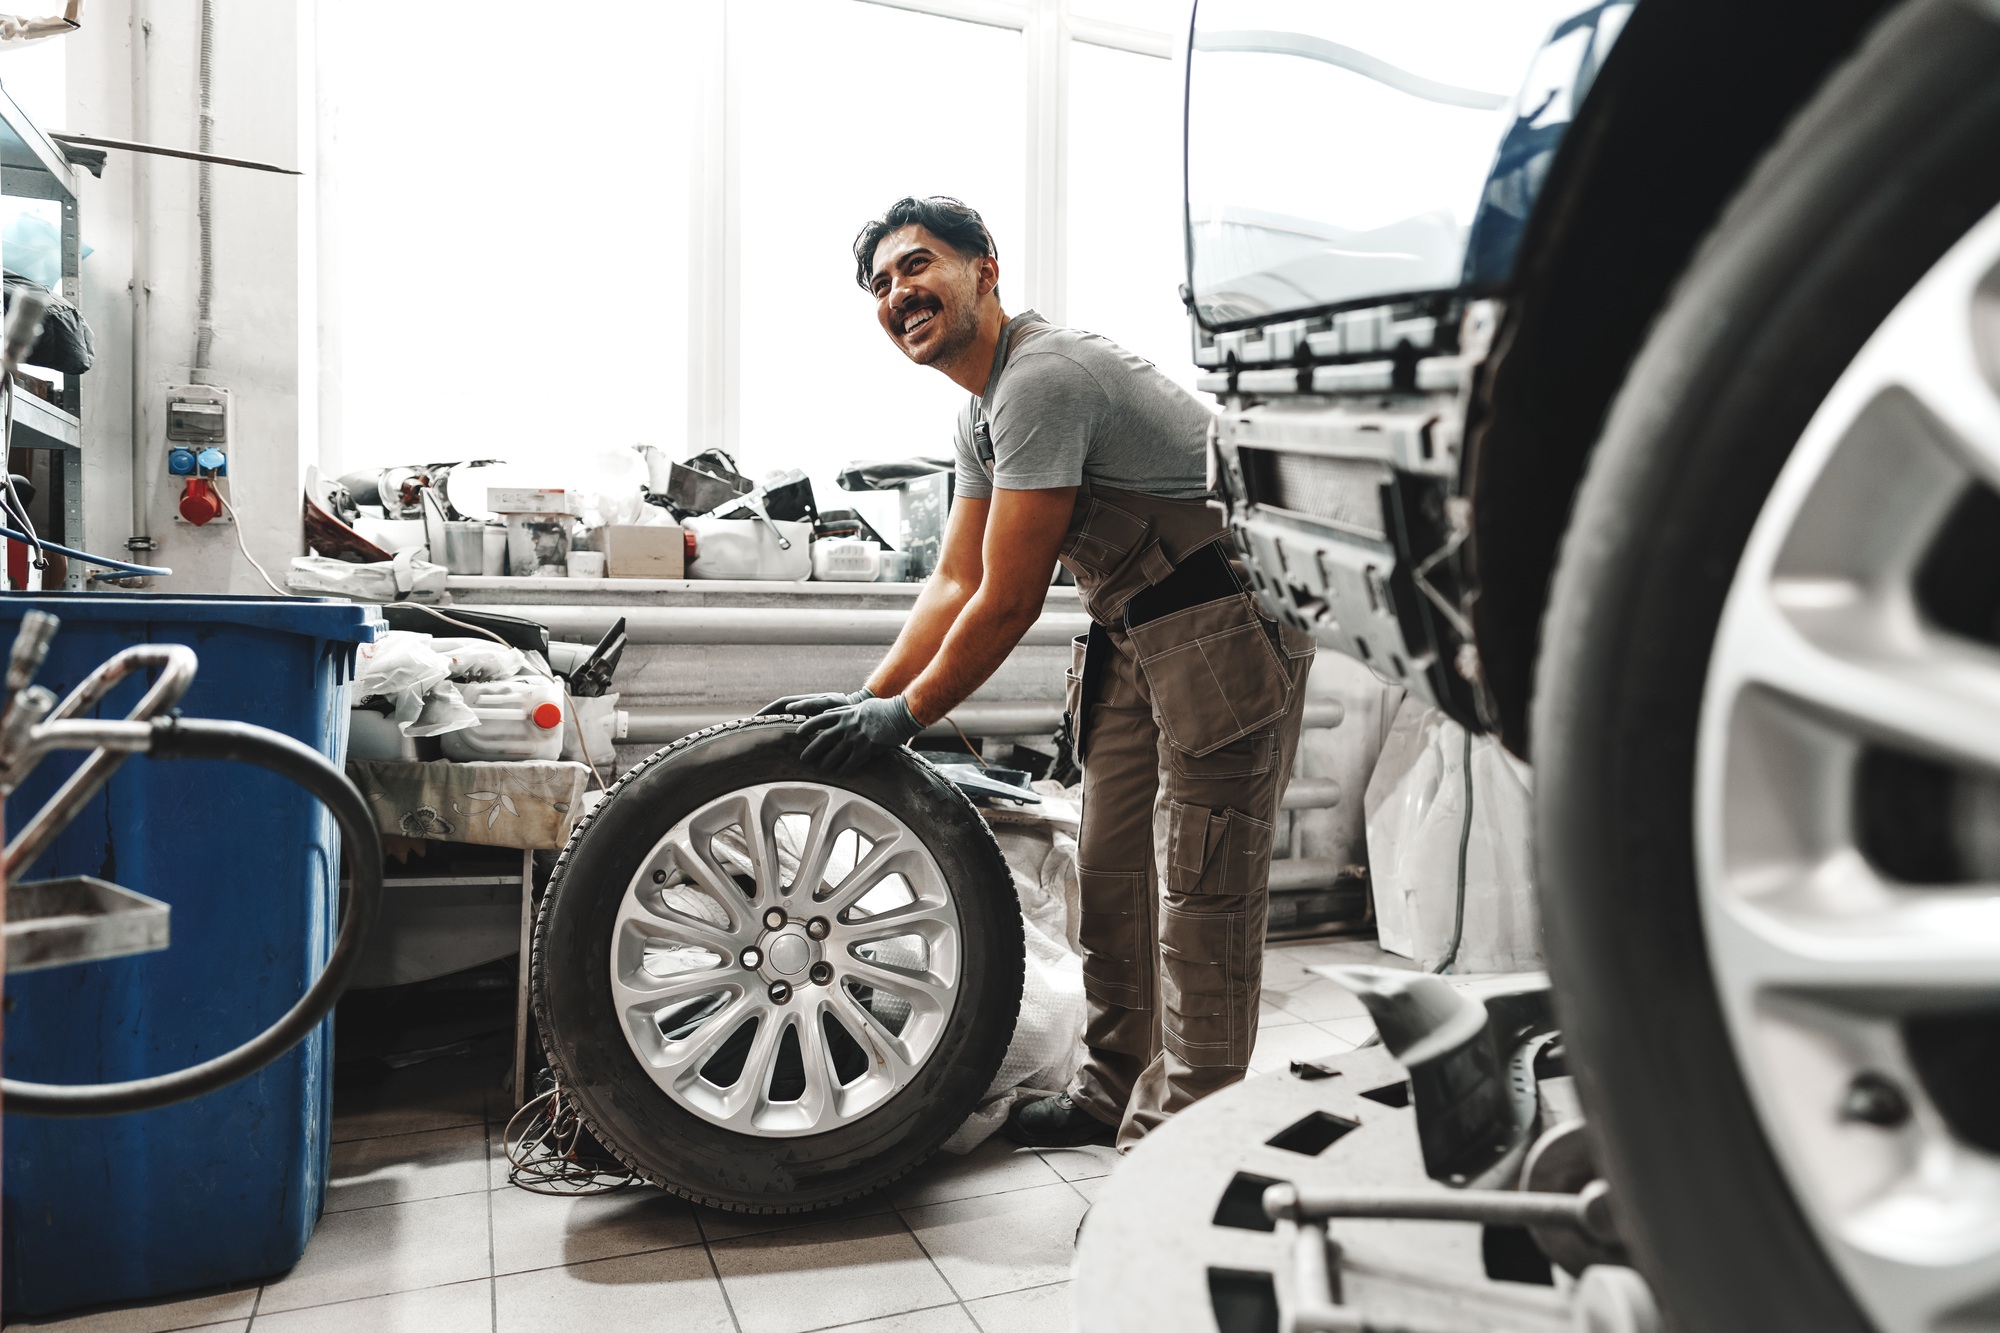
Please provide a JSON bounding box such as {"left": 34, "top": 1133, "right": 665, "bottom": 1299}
{"left": 346, "top": 759, "right": 593, "bottom": 850}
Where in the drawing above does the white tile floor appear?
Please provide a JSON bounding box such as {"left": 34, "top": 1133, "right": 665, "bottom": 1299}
{"left": 9, "top": 939, "right": 1405, "bottom": 1333}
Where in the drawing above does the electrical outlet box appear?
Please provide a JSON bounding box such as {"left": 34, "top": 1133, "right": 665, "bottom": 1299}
{"left": 165, "top": 385, "right": 232, "bottom": 458}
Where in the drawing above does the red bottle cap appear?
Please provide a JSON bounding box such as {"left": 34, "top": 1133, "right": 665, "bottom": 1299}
{"left": 531, "top": 701, "right": 564, "bottom": 730}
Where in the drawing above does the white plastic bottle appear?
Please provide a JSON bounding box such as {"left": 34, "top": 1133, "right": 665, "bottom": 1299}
{"left": 440, "top": 677, "right": 567, "bottom": 762}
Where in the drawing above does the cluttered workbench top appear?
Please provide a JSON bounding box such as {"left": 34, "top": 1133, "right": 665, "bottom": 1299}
{"left": 445, "top": 575, "right": 1083, "bottom": 611}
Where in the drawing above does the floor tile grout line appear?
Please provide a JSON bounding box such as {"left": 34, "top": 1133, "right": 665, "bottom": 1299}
{"left": 329, "top": 1117, "right": 488, "bottom": 1145}
{"left": 242, "top": 1283, "right": 264, "bottom": 1331}
{"left": 248, "top": 1276, "right": 496, "bottom": 1324}
{"left": 700, "top": 1241, "right": 746, "bottom": 1333}
{"left": 887, "top": 1197, "right": 968, "bottom": 1307}
{"left": 793, "top": 1298, "right": 973, "bottom": 1333}
{"left": 486, "top": 1118, "right": 499, "bottom": 1331}
{"left": 322, "top": 1182, "right": 499, "bottom": 1215}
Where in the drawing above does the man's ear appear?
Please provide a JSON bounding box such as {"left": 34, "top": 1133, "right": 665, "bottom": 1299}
{"left": 977, "top": 255, "right": 1000, "bottom": 299}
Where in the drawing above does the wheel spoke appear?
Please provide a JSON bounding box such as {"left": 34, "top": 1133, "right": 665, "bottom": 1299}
{"left": 656, "top": 990, "right": 764, "bottom": 1082}
{"left": 715, "top": 1004, "right": 789, "bottom": 1128}
{"left": 840, "top": 951, "right": 955, "bottom": 1016}
{"left": 792, "top": 1001, "right": 839, "bottom": 1124}
{"left": 1708, "top": 876, "right": 2000, "bottom": 1000}
{"left": 616, "top": 884, "right": 743, "bottom": 959}
{"left": 1862, "top": 231, "right": 2000, "bottom": 493}
{"left": 818, "top": 834, "right": 920, "bottom": 915}
{"left": 1718, "top": 583, "right": 2000, "bottom": 773}
{"left": 769, "top": 786, "right": 845, "bottom": 900}
{"left": 611, "top": 959, "right": 734, "bottom": 1015}
{"left": 836, "top": 897, "right": 957, "bottom": 945}
{"left": 830, "top": 983, "right": 921, "bottom": 1085}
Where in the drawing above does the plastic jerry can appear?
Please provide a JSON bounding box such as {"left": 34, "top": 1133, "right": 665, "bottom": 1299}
{"left": 440, "top": 677, "right": 567, "bottom": 761}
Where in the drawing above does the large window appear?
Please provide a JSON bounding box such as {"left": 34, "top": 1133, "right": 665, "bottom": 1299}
{"left": 327, "top": 2, "right": 692, "bottom": 476}
{"left": 735, "top": 1, "right": 1025, "bottom": 505}
{"left": 325, "top": 0, "right": 1193, "bottom": 513}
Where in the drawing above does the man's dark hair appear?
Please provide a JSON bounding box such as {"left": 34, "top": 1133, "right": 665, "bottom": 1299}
{"left": 853, "top": 196, "right": 998, "bottom": 292}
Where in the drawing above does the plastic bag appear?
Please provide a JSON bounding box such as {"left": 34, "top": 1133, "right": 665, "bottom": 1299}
{"left": 288, "top": 549, "right": 448, "bottom": 601}
{"left": 1362, "top": 696, "right": 1541, "bottom": 973}
{"left": 350, "top": 630, "right": 479, "bottom": 735}
{"left": 427, "top": 637, "right": 529, "bottom": 682}
{"left": 938, "top": 784, "right": 1087, "bottom": 1153}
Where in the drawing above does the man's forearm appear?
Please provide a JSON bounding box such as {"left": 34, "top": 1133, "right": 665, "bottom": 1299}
{"left": 863, "top": 573, "right": 977, "bottom": 698}
{"left": 903, "top": 588, "right": 1043, "bottom": 725}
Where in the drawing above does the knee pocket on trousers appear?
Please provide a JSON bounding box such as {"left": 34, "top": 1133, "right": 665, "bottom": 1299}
{"left": 1160, "top": 907, "right": 1249, "bottom": 1066}
{"left": 1166, "top": 801, "right": 1275, "bottom": 901}
{"left": 1077, "top": 868, "right": 1148, "bottom": 1008}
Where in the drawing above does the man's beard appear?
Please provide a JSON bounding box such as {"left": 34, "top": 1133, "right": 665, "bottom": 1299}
{"left": 904, "top": 297, "right": 981, "bottom": 368}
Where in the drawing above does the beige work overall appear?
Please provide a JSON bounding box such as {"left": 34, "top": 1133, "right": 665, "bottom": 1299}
{"left": 1053, "top": 482, "right": 1315, "bottom": 1150}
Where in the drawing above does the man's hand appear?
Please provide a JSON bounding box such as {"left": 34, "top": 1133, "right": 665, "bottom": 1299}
{"left": 759, "top": 688, "right": 870, "bottom": 718}
{"left": 797, "top": 695, "right": 924, "bottom": 774}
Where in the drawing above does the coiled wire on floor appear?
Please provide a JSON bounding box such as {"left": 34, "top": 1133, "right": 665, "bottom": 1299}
{"left": 504, "top": 1075, "right": 640, "bottom": 1195}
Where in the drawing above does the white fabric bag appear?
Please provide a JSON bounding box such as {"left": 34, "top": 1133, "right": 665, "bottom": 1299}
{"left": 1363, "top": 696, "right": 1542, "bottom": 973}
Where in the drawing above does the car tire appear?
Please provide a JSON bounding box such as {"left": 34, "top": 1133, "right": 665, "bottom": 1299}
{"left": 1534, "top": 1, "right": 2000, "bottom": 1330}
{"left": 532, "top": 716, "right": 1024, "bottom": 1213}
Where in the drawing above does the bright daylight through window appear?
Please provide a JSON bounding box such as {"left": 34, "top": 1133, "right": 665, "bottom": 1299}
{"left": 324, "top": 0, "right": 1194, "bottom": 521}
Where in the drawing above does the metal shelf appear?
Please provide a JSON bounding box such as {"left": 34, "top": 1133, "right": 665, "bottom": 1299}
{"left": 10, "top": 391, "right": 79, "bottom": 451}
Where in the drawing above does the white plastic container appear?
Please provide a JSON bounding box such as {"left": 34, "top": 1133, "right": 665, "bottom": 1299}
{"left": 440, "top": 678, "right": 567, "bottom": 762}
{"left": 347, "top": 707, "right": 441, "bottom": 762}
{"left": 812, "top": 538, "right": 881, "bottom": 582}
{"left": 683, "top": 517, "right": 813, "bottom": 581}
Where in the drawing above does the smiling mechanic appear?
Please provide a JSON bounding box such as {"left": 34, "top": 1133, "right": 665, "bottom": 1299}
{"left": 762, "top": 196, "right": 1314, "bottom": 1151}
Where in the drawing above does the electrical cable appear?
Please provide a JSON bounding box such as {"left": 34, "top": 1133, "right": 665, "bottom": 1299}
{"left": 504, "top": 1078, "right": 637, "bottom": 1195}
{"left": 3, "top": 716, "right": 384, "bottom": 1116}
{"left": 946, "top": 715, "right": 991, "bottom": 769}
{"left": 1432, "top": 723, "right": 1475, "bottom": 975}
{"left": 213, "top": 476, "right": 293, "bottom": 597}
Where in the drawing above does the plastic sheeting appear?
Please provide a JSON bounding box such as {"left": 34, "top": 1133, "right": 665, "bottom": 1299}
{"left": 939, "top": 783, "right": 1088, "bottom": 1154}
{"left": 1363, "top": 696, "right": 1542, "bottom": 973}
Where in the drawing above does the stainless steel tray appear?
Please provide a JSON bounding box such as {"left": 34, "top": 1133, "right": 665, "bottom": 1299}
{"left": 7, "top": 875, "right": 170, "bottom": 973}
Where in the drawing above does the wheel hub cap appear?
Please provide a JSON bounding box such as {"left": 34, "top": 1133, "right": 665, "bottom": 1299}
{"left": 608, "top": 781, "right": 962, "bottom": 1138}
{"left": 764, "top": 931, "right": 811, "bottom": 977}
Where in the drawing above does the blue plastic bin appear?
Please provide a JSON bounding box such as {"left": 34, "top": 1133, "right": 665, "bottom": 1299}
{"left": 0, "top": 593, "right": 382, "bottom": 1316}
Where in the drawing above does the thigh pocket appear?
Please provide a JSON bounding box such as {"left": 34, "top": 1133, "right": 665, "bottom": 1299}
{"left": 1167, "top": 800, "right": 1276, "bottom": 904}
{"left": 1167, "top": 729, "right": 1278, "bottom": 781}
{"left": 1159, "top": 907, "right": 1248, "bottom": 1067}
{"left": 1131, "top": 593, "right": 1293, "bottom": 756}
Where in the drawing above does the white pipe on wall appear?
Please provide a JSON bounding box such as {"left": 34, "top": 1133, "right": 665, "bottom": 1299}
{"left": 126, "top": 0, "right": 152, "bottom": 557}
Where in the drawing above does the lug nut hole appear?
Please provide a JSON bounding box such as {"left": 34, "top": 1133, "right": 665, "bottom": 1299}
{"left": 768, "top": 981, "right": 792, "bottom": 1004}
{"left": 807, "top": 916, "right": 830, "bottom": 940}
{"left": 739, "top": 946, "right": 762, "bottom": 970}
{"left": 809, "top": 961, "right": 833, "bottom": 985}
{"left": 764, "top": 908, "right": 787, "bottom": 931}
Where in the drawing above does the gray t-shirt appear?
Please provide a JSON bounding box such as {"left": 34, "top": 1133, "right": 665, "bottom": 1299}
{"left": 951, "top": 311, "right": 1212, "bottom": 501}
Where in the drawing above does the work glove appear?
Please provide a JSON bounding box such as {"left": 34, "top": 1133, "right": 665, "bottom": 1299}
{"left": 797, "top": 694, "right": 925, "bottom": 774}
{"left": 758, "top": 688, "right": 871, "bottom": 718}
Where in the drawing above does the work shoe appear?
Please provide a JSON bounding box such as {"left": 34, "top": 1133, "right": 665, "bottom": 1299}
{"left": 1003, "top": 1092, "right": 1117, "bottom": 1148}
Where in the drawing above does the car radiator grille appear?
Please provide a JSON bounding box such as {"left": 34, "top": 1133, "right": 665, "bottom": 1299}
{"left": 1239, "top": 449, "right": 1393, "bottom": 540}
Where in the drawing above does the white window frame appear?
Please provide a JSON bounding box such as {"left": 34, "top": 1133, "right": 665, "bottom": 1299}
{"left": 686, "top": 0, "right": 1183, "bottom": 457}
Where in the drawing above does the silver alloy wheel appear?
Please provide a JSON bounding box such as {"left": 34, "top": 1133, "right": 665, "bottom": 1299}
{"left": 1697, "top": 200, "right": 2000, "bottom": 1331}
{"left": 608, "top": 781, "right": 962, "bottom": 1138}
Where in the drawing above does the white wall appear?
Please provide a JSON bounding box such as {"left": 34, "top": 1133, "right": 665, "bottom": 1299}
{"left": 65, "top": 0, "right": 310, "bottom": 594}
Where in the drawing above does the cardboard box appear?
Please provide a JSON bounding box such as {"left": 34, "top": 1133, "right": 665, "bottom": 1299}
{"left": 600, "top": 524, "right": 685, "bottom": 579}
